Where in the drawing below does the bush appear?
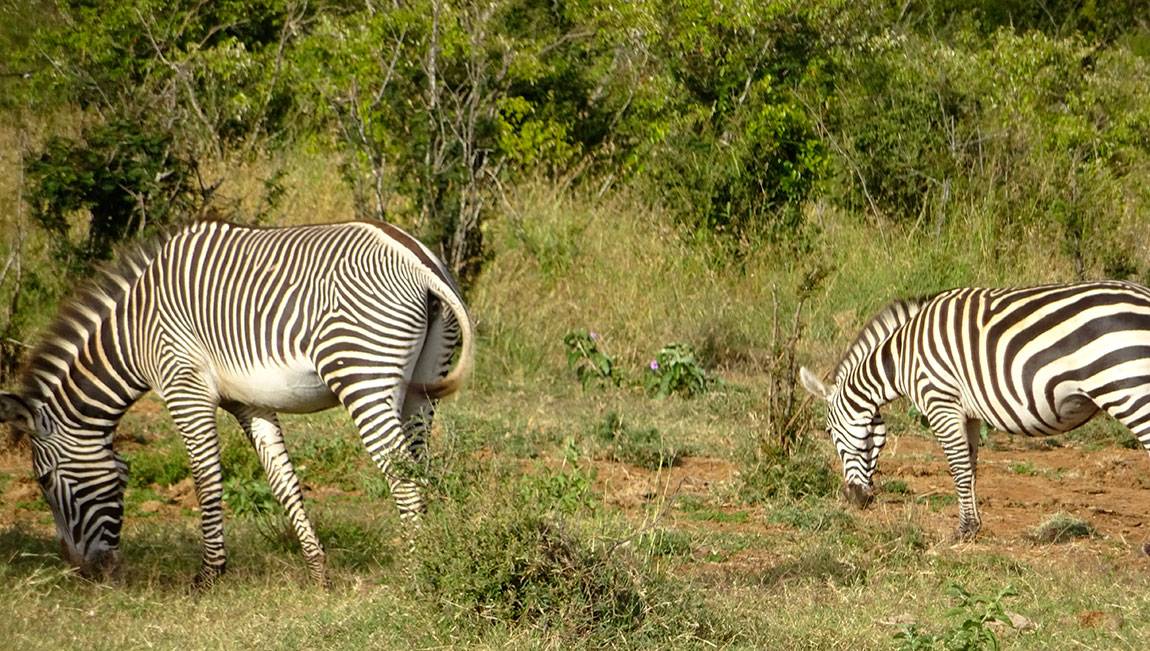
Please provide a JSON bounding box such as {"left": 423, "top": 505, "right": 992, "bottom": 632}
{"left": 25, "top": 119, "right": 202, "bottom": 271}
{"left": 739, "top": 438, "right": 838, "bottom": 504}
{"left": 563, "top": 330, "right": 622, "bottom": 390}
{"left": 126, "top": 444, "right": 189, "bottom": 489}
{"left": 412, "top": 490, "right": 729, "bottom": 645}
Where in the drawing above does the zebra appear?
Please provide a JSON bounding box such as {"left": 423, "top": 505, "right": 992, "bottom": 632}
{"left": 0, "top": 219, "right": 474, "bottom": 586}
{"left": 799, "top": 280, "right": 1150, "bottom": 541}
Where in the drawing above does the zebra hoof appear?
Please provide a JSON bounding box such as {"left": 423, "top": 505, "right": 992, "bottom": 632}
{"left": 842, "top": 483, "right": 874, "bottom": 509}
{"left": 191, "top": 563, "right": 227, "bottom": 592}
{"left": 1142, "top": 541, "right": 1150, "bottom": 557}
{"left": 952, "top": 524, "right": 980, "bottom": 543}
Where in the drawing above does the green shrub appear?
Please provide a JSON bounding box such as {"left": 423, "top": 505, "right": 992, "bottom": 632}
{"left": 766, "top": 501, "right": 854, "bottom": 533}
{"left": 412, "top": 493, "right": 728, "bottom": 644}
{"left": 126, "top": 445, "right": 188, "bottom": 489}
{"left": 894, "top": 584, "right": 1020, "bottom": 651}
{"left": 519, "top": 464, "right": 597, "bottom": 517}
{"left": 24, "top": 119, "right": 203, "bottom": 270}
{"left": 222, "top": 477, "right": 278, "bottom": 517}
{"left": 739, "top": 439, "right": 838, "bottom": 504}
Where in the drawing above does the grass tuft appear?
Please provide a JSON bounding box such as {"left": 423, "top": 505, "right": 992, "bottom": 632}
{"left": 1030, "top": 512, "right": 1097, "bottom": 544}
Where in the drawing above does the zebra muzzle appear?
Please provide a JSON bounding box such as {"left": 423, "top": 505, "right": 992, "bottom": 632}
{"left": 78, "top": 548, "right": 122, "bottom": 580}
{"left": 842, "top": 483, "right": 875, "bottom": 509}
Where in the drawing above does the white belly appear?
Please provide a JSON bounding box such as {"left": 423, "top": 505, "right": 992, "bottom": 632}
{"left": 214, "top": 359, "right": 339, "bottom": 413}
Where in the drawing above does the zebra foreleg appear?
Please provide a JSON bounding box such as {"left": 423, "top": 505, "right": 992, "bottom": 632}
{"left": 165, "top": 395, "right": 229, "bottom": 588}
{"left": 927, "top": 406, "right": 982, "bottom": 541}
{"left": 225, "top": 404, "right": 329, "bottom": 588}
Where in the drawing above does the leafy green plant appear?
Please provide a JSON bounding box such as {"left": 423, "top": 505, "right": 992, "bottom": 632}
{"left": 643, "top": 343, "right": 713, "bottom": 398}
{"left": 563, "top": 330, "right": 622, "bottom": 389}
{"left": 223, "top": 477, "right": 278, "bottom": 517}
{"left": 592, "top": 412, "right": 683, "bottom": 470}
{"left": 125, "top": 445, "right": 189, "bottom": 489}
{"left": 25, "top": 119, "right": 203, "bottom": 271}
{"left": 894, "top": 584, "right": 1020, "bottom": 651}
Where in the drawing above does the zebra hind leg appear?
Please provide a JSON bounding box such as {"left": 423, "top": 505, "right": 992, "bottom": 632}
{"left": 225, "top": 403, "right": 330, "bottom": 588}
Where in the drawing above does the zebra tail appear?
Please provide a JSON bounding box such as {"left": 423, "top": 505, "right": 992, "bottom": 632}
{"left": 410, "top": 277, "right": 475, "bottom": 400}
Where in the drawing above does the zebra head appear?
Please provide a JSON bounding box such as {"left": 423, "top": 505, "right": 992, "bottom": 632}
{"left": 1, "top": 392, "right": 128, "bottom": 578}
{"left": 799, "top": 367, "right": 886, "bottom": 508}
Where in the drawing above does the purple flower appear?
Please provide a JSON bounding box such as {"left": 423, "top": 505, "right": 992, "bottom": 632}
{"left": 649, "top": 359, "right": 660, "bottom": 371}
{"left": 589, "top": 331, "right": 600, "bottom": 341}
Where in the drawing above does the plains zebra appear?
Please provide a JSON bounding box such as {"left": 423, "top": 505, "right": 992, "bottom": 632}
{"left": 0, "top": 220, "right": 474, "bottom": 586}
{"left": 800, "top": 280, "right": 1150, "bottom": 541}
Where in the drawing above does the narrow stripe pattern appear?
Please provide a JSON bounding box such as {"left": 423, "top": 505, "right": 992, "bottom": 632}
{"left": 2, "top": 220, "right": 474, "bottom": 585}
{"left": 806, "top": 280, "right": 1150, "bottom": 540}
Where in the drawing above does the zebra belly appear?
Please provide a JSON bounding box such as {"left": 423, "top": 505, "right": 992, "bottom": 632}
{"left": 214, "top": 361, "right": 340, "bottom": 413}
{"left": 973, "top": 390, "right": 1099, "bottom": 436}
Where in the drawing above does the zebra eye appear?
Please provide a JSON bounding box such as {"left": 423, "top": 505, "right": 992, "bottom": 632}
{"left": 36, "top": 473, "right": 51, "bottom": 489}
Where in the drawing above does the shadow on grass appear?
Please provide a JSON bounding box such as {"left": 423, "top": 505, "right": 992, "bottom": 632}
{"left": 695, "top": 547, "right": 867, "bottom": 591}
{"left": 0, "top": 525, "right": 64, "bottom": 573}
{"left": 754, "top": 549, "right": 867, "bottom": 588}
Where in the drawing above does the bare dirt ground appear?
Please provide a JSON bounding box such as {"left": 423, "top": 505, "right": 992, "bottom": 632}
{"left": 591, "top": 433, "right": 1150, "bottom": 562}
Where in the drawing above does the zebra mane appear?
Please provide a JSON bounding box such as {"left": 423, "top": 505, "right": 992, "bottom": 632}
{"left": 17, "top": 229, "right": 176, "bottom": 402}
{"left": 833, "top": 293, "right": 937, "bottom": 382}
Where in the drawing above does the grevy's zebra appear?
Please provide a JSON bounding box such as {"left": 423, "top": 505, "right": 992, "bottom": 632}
{"left": 800, "top": 280, "right": 1150, "bottom": 541}
{"left": 0, "top": 220, "right": 474, "bottom": 586}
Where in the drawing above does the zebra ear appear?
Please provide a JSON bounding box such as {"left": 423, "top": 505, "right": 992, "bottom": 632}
{"left": 0, "top": 392, "right": 36, "bottom": 433}
{"left": 799, "top": 367, "right": 833, "bottom": 401}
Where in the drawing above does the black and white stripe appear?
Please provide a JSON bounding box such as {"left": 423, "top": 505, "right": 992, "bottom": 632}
{"left": 0, "top": 220, "right": 475, "bottom": 586}
{"left": 801, "top": 280, "right": 1150, "bottom": 540}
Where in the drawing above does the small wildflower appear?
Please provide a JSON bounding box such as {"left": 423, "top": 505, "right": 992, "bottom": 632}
{"left": 589, "top": 331, "right": 600, "bottom": 341}
{"left": 649, "top": 359, "right": 659, "bottom": 371}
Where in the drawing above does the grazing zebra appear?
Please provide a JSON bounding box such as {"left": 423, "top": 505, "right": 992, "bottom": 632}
{"left": 800, "top": 280, "right": 1150, "bottom": 541}
{"left": 0, "top": 220, "right": 474, "bottom": 586}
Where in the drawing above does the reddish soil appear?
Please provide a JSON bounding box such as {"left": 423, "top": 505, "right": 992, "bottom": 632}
{"left": 590, "top": 433, "right": 1150, "bottom": 560}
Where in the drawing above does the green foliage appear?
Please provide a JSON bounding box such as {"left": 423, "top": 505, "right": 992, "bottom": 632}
{"left": 412, "top": 504, "right": 725, "bottom": 644}
{"left": 519, "top": 442, "right": 597, "bottom": 516}
{"left": 411, "top": 443, "right": 729, "bottom": 645}
{"left": 767, "top": 501, "right": 855, "bottom": 533}
{"left": 592, "top": 411, "right": 683, "bottom": 470}
{"left": 739, "top": 438, "right": 839, "bottom": 504}
{"left": 562, "top": 329, "right": 621, "bottom": 390}
{"left": 643, "top": 343, "right": 713, "bottom": 398}
{"left": 125, "top": 444, "right": 188, "bottom": 489}
{"left": 894, "top": 584, "right": 1020, "bottom": 651}
{"left": 223, "top": 477, "right": 278, "bottom": 518}
{"left": 25, "top": 119, "right": 202, "bottom": 269}
{"left": 883, "top": 479, "right": 912, "bottom": 495}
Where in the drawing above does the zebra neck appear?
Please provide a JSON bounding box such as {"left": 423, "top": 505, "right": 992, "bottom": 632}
{"left": 842, "top": 334, "right": 907, "bottom": 407}
{"left": 21, "top": 321, "right": 148, "bottom": 435}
